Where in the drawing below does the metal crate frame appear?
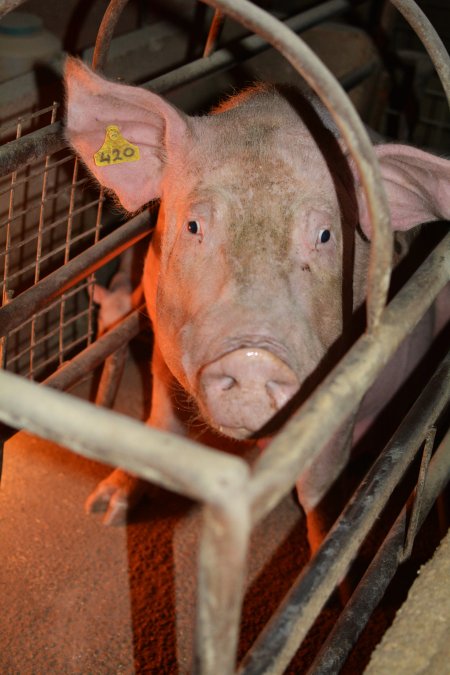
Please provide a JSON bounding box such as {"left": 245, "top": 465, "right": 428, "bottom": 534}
{"left": 0, "top": 1, "right": 449, "bottom": 673}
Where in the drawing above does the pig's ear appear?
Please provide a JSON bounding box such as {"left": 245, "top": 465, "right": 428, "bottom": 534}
{"left": 356, "top": 144, "right": 450, "bottom": 238}
{"left": 64, "top": 57, "right": 188, "bottom": 212}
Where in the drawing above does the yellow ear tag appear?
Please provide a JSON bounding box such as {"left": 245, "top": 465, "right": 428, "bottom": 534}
{"left": 94, "top": 125, "right": 140, "bottom": 166}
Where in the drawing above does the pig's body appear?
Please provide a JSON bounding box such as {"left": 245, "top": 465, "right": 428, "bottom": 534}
{"left": 65, "top": 59, "right": 449, "bottom": 544}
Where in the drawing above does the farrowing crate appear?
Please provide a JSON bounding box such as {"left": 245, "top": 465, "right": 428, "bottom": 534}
{"left": 0, "top": 1, "right": 449, "bottom": 673}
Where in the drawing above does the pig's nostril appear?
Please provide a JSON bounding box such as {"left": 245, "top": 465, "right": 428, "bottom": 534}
{"left": 221, "top": 375, "right": 237, "bottom": 391}
{"left": 266, "top": 380, "right": 297, "bottom": 409}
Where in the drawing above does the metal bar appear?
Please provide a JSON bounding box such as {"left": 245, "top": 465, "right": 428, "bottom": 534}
{"left": 0, "top": 366, "right": 250, "bottom": 504}
{"left": 0, "top": 121, "right": 65, "bottom": 179}
{"left": 91, "top": 0, "right": 131, "bottom": 72}
{"left": 202, "top": 9, "right": 225, "bottom": 58}
{"left": 146, "top": 1, "right": 351, "bottom": 94}
{"left": 401, "top": 425, "right": 436, "bottom": 561}
{"left": 239, "top": 351, "right": 450, "bottom": 675}
{"left": 58, "top": 156, "right": 80, "bottom": 369}
{"left": 0, "top": 0, "right": 28, "bottom": 19}
{"left": 389, "top": 0, "right": 450, "bottom": 107}
{"left": 250, "top": 232, "right": 450, "bottom": 526}
{"left": 306, "top": 428, "right": 450, "bottom": 675}
{"left": 95, "top": 346, "right": 129, "bottom": 407}
{"left": 0, "top": 211, "right": 153, "bottom": 338}
{"left": 0, "top": 1, "right": 350, "bottom": 178}
{"left": 196, "top": 499, "right": 251, "bottom": 675}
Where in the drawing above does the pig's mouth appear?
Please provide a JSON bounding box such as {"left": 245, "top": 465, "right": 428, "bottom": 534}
{"left": 198, "top": 346, "right": 300, "bottom": 439}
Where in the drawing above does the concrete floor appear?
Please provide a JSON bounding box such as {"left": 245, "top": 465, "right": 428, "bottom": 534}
{"left": 0, "top": 346, "right": 446, "bottom": 673}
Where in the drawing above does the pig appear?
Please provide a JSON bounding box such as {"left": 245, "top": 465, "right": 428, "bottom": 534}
{"left": 64, "top": 57, "right": 449, "bottom": 546}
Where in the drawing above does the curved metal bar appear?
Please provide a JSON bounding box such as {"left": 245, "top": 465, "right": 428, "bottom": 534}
{"left": 91, "top": 0, "right": 131, "bottom": 72}
{"left": 389, "top": 0, "right": 450, "bottom": 107}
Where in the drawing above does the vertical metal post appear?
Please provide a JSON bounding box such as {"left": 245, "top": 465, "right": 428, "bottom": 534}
{"left": 195, "top": 496, "right": 251, "bottom": 675}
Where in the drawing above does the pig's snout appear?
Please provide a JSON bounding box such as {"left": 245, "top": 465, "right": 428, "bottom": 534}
{"left": 200, "top": 348, "right": 299, "bottom": 439}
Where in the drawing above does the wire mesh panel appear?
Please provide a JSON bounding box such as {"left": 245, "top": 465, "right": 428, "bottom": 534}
{"left": 0, "top": 104, "right": 104, "bottom": 380}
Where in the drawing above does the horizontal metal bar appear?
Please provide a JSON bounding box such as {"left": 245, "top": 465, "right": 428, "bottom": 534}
{"left": 240, "top": 350, "right": 450, "bottom": 674}
{"left": 0, "top": 210, "right": 152, "bottom": 338}
{"left": 92, "top": 0, "right": 130, "bottom": 72}
{"left": 307, "top": 427, "right": 450, "bottom": 675}
{"left": 0, "top": 121, "right": 66, "bottom": 178}
{"left": 0, "top": 366, "right": 250, "bottom": 506}
{"left": 43, "top": 304, "right": 147, "bottom": 392}
{"left": 250, "top": 231, "right": 450, "bottom": 526}
{"left": 146, "top": 1, "right": 351, "bottom": 94}
{"left": 0, "top": 1, "right": 350, "bottom": 177}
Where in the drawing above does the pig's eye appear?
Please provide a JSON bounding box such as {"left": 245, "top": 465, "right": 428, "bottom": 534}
{"left": 317, "top": 228, "right": 331, "bottom": 245}
{"left": 187, "top": 220, "right": 201, "bottom": 235}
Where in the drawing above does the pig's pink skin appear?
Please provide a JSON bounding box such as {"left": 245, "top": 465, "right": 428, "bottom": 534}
{"left": 65, "top": 58, "right": 449, "bottom": 544}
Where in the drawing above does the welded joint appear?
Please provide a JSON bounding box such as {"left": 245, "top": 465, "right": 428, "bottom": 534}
{"left": 401, "top": 425, "right": 437, "bottom": 562}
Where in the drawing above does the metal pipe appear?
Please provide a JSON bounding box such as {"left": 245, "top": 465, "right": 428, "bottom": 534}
{"left": 389, "top": 0, "right": 450, "bottom": 107}
{"left": 91, "top": 0, "right": 131, "bottom": 72}
{"left": 239, "top": 352, "right": 450, "bottom": 674}
{"left": 0, "top": 1, "right": 351, "bottom": 178}
{"left": 250, "top": 232, "right": 450, "bottom": 526}
{"left": 0, "top": 211, "right": 152, "bottom": 338}
{"left": 0, "top": 121, "right": 65, "bottom": 179}
{"left": 306, "top": 428, "right": 450, "bottom": 675}
{"left": 94, "top": 345, "right": 129, "bottom": 408}
{"left": 202, "top": 9, "right": 225, "bottom": 58}
{"left": 196, "top": 498, "right": 251, "bottom": 675}
{"left": 146, "top": 1, "right": 350, "bottom": 94}
{"left": 0, "top": 366, "right": 250, "bottom": 505}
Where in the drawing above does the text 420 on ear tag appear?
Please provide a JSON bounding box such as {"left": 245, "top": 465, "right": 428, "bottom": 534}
{"left": 94, "top": 125, "right": 140, "bottom": 166}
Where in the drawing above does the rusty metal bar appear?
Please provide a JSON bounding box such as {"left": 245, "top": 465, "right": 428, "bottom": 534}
{"left": 250, "top": 232, "right": 450, "bottom": 525}
{"left": 0, "top": 211, "right": 152, "bottom": 338}
{"left": 306, "top": 428, "right": 450, "bottom": 675}
{"left": 240, "top": 350, "right": 450, "bottom": 674}
{"left": 389, "top": 0, "right": 450, "bottom": 107}
{"left": 202, "top": 9, "right": 225, "bottom": 58}
{"left": 0, "top": 1, "right": 351, "bottom": 178}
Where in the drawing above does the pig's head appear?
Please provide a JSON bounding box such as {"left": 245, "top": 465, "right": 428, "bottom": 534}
{"left": 65, "top": 58, "right": 450, "bottom": 440}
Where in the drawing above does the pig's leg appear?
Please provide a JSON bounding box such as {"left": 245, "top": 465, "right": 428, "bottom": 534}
{"left": 85, "top": 467, "right": 147, "bottom": 525}
{"left": 296, "top": 418, "right": 356, "bottom": 555}
{"left": 85, "top": 343, "right": 188, "bottom": 525}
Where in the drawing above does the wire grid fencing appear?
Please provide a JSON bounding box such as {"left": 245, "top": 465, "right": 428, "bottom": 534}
{"left": 0, "top": 103, "right": 104, "bottom": 381}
